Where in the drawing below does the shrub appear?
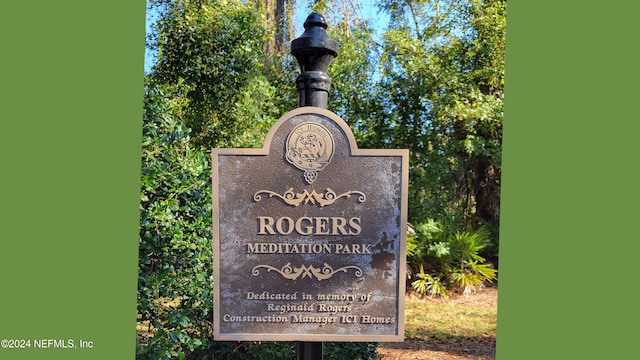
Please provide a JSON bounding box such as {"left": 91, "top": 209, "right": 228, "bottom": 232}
{"left": 408, "top": 218, "right": 497, "bottom": 298}
{"left": 137, "top": 84, "right": 213, "bottom": 359}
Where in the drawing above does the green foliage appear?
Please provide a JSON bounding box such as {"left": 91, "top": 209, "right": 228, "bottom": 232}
{"left": 138, "top": 82, "right": 213, "bottom": 359}
{"left": 409, "top": 219, "right": 497, "bottom": 297}
{"left": 412, "top": 266, "right": 450, "bottom": 298}
{"left": 190, "top": 341, "right": 295, "bottom": 360}
{"left": 148, "top": 0, "right": 290, "bottom": 149}
{"left": 324, "top": 342, "right": 381, "bottom": 360}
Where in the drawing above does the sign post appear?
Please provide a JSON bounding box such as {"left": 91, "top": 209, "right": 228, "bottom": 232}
{"left": 212, "top": 13, "right": 408, "bottom": 359}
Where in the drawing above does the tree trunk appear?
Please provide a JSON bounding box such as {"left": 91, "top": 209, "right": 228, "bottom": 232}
{"left": 473, "top": 158, "right": 500, "bottom": 230}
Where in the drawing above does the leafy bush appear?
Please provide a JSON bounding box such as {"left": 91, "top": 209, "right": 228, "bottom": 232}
{"left": 137, "top": 84, "right": 213, "bottom": 359}
{"left": 324, "top": 342, "right": 381, "bottom": 360}
{"left": 408, "top": 218, "right": 497, "bottom": 298}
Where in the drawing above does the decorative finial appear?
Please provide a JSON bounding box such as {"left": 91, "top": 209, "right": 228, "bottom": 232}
{"left": 291, "top": 13, "right": 338, "bottom": 109}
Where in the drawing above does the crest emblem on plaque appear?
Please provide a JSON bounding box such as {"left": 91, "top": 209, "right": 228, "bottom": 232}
{"left": 285, "top": 122, "right": 334, "bottom": 184}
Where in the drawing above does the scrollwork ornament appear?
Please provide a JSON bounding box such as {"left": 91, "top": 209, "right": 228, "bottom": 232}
{"left": 252, "top": 262, "right": 363, "bottom": 281}
{"left": 253, "top": 188, "right": 366, "bottom": 207}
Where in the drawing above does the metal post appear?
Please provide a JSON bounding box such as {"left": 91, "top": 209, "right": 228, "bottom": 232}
{"left": 291, "top": 13, "right": 338, "bottom": 360}
{"left": 296, "top": 341, "right": 323, "bottom": 360}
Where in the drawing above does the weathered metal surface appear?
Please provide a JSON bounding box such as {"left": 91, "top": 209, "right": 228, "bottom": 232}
{"left": 212, "top": 107, "right": 408, "bottom": 341}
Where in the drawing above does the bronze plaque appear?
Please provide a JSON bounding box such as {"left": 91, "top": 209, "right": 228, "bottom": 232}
{"left": 212, "top": 107, "right": 408, "bottom": 341}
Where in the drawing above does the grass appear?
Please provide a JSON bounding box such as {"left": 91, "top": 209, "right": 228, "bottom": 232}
{"left": 403, "top": 287, "right": 497, "bottom": 340}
